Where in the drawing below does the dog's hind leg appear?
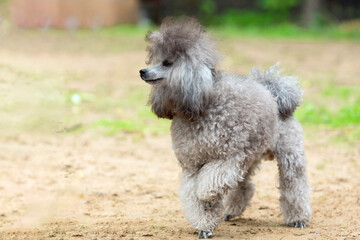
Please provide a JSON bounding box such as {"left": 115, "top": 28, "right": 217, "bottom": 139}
{"left": 222, "top": 180, "right": 254, "bottom": 221}
{"left": 275, "top": 117, "right": 312, "bottom": 228}
{"left": 179, "top": 171, "right": 224, "bottom": 238}
{"left": 223, "top": 160, "right": 260, "bottom": 221}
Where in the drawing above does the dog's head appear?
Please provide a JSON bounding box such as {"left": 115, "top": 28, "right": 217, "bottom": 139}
{"left": 140, "top": 17, "right": 221, "bottom": 120}
{"left": 139, "top": 16, "right": 221, "bottom": 86}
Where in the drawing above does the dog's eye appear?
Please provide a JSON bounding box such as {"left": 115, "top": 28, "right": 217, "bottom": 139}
{"left": 162, "top": 60, "right": 173, "bottom": 67}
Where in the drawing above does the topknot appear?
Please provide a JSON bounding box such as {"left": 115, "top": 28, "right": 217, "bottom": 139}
{"left": 145, "top": 16, "right": 220, "bottom": 66}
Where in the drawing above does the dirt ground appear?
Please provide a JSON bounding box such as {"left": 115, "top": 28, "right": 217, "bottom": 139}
{"left": 0, "top": 28, "right": 359, "bottom": 239}
{"left": 0, "top": 133, "right": 359, "bottom": 240}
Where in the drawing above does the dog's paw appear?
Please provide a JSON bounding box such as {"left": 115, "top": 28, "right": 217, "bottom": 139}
{"left": 289, "top": 221, "right": 306, "bottom": 228}
{"left": 198, "top": 230, "right": 213, "bottom": 239}
{"left": 224, "top": 214, "right": 234, "bottom": 221}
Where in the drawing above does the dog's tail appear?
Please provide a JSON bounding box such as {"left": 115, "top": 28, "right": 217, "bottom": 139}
{"left": 250, "top": 63, "right": 302, "bottom": 119}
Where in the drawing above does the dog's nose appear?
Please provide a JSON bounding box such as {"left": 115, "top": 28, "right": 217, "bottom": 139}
{"left": 139, "top": 69, "right": 147, "bottom": 78}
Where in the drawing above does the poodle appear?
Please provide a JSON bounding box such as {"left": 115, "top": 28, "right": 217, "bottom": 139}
{"left": 139, "top": 17, "right": 312, "bottom": 239}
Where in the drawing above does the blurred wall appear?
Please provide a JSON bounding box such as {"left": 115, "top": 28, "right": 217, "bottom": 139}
{"left": 11, "top": 0, "right": 139, "bottom": 29}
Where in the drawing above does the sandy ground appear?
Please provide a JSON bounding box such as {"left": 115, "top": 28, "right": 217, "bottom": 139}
{"left": 0, "top": 133, "right": 359, "bottom": 240}
{"left": 0, "top": 28, "right": 359, "bottom": 239}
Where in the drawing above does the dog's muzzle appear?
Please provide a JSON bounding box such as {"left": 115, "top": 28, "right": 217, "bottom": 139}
{"left": 139, "top": 69, "right": 147, "bottom": 80}
{"left": 139, "top": 69, "right": 164, "bottom": 85}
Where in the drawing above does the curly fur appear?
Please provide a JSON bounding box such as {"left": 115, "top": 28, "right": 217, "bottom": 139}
{"left": 250, "top": 63, "right": 302, "bottom": 118}
{"left": 140, "top": 16, "right": 312, "bottom": 237}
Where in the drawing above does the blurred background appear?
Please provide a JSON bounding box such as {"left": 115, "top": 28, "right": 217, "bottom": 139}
{"left": 0, "top": 0, "right": 359, "bottom": 239}
{"left": 0, "top": 0, "right": 359, "bottom": 137}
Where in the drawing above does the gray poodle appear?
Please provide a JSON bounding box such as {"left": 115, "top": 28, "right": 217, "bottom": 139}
{"left": 139, "top": 17, "right": 312, "bottom": 239}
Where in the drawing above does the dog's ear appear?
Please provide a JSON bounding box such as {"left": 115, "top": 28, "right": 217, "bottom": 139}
{"left": 148, "top": 64, "right": 213, "bottom": 121}
{"left": 174, "top": 63, "right": 213, "bottom": 120}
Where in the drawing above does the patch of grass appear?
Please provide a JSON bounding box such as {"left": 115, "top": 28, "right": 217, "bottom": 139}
{"left": 295, "top": 82, "right": 360, "bottom": 127}
{"left": 92, "top": 119, "right": 139, "bottom": 134}
{"left": 151, "top": 225, "right": 166, "bottom": 230}
{"left": 295, "top": 82, "right": 360, "bottom": 144}
{"left": 316, "top": 163, "right": 326, "bottom": 171}
{"left": 200, "top": 6, "right": 360, "bottom": 40}
{"left": 295, "top": 83, "right": 360, "bottom": 128}
{"left": 210, "top": 24, "right": 360, "bottom": 40}
{"left": 295, "top": 102, "right": 360, "bottom": 127}
{"left": 91, "top": 117, "right": 170, "bottom": 136}
{"left": 94, "top": 23, "right": 360, "bottom": 40}
{"left": 88, "top": 85, "right": 171, "bottom": 136}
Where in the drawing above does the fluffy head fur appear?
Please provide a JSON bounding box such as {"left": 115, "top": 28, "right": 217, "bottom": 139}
{"left": 146, "top": 16, "right": 221, "bottom": 66}
{"left": 144, "top": 16, "right": 221, "bottom": 120}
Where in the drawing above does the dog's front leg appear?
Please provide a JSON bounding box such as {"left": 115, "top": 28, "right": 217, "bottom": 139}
{"left": 179, "top": 171, "right": 224, "bottom": 238}
{"left": 196, "top": 158, "right": 245, "bottom": 203}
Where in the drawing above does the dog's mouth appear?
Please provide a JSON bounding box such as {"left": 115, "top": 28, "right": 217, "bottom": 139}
{"left": 144, "top": 78, "right": 164, "bottom": 85}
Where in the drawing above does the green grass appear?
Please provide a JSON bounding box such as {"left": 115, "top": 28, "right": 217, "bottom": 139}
{"left": 151, "top": 225, "right": 166, "bottom": 230}
{"left": 73, "top": 23, "right": 360, "bottom": 40}
{"left": 296, "top": 102, "right": 360, "bottom": 127}
{"left": 65, "top": 85, "right": 171, "bottom": 136}
{"left": 200, "top": 7, "right": 360, "bottom": 40}
{"left": 91, "top": 116, "right": 170, "bottom": 136}
{"left": 296, "top": 83, "right": 360, "bottom": 127}
{"left": 10, "top": 23, "right": 359, "bottom": 44}
{"left": 86, "top": 20, "right": 360, "bottom": 40}
{"left": 210, "top": 24, "right": 360, "bottom": 40}
{"left": 88, "top": 85, "right": 170, "bottom": 136}
{"left": 295, "top": 82, "right": 360, "bottom": 144}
